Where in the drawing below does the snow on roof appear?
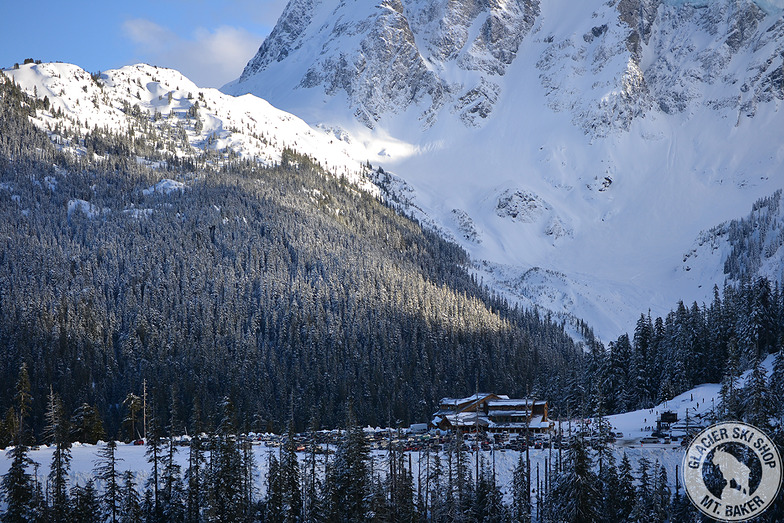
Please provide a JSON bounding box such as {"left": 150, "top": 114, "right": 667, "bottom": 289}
{"left": 439, "top": 393, "right": 497, "bottom": 406}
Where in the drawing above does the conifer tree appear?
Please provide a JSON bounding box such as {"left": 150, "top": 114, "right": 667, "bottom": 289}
{"left": 280, "top": 423, "right": 302, "bottom": 522}
{"left": 207, "top": 397, "right": 248, "bottom": 522}
{"left": 1, "top": 365, "right": 36, "bottom": 523}
{"left": 123, "top": 393, "right": 143, "bottom": 442}
{"left": 144, "top": 415, "right": 164, "bottom": 522}
{"left": 71, "top": 480, "right": 101, "bottom": 523}
{"left": 445, "top": 431, "right": 473, "bottom": 523}
{"left": 119, "top": 471, "right": 143, "bottom": 523}
{"left": 302, "top": 416, "right": 324, "bottom": 523}
{"left": 44, "top": 388, "right": 71, "bottom": 522}
{"left": 616, "top": 452, "right": 635, "bottom": 522}
{"left": 743, "top": 356, "right": 771, "bottom": 427}
{"left": 264, "top": 453, "right": 283, "bottom": 522}
{"left": 185, "top": 434, "right": 206, "bottom": 523}
{"left": 95, "top": 440, "right": 123, "bottom": 523}
{"left": 546, "top": 436, "right": 599, "bottom": 523}
{"left": 629, "top": 457, "right": 653, "bottom": 522}
{"left": 368, "top": 473, "right": 391, "bottom": 522}
{"left": 427, "top": 449, "right": 447, "bottom": 522}
{"left": 70, "top": 403, "right": 106, "bottom": 444}
{"left": 770, "top": 349, "right": 784, "bottom": 424}
{"left": 597, "top": 454, "right": 625, "bottom": 523}
{"left": 1, "top": 442, "right": 36, "bottom": 523}
{"left": 721, "top": 341, "right": 742, "bottom": 420}
{"left": 651, "top": 461, "right": 670, "bottom": 522}
{"left": 389, "top": 449, "right": 416, "bottom": 523}
{"left": 161, "top": 437, "right": 186, "bottom": 523}
{"left": 323, "top": 410, "right": 371, "bottom": 522}
{"left": 669, "top": 474, "right": 699, "bottom": 523}
{"left": 0, "top": 408, "right": 16, "bottom": 449}
{"left": 511, "top": 451, "right": 531, "bottom": 523}
{"left": 473, "top": 455, "right": 505, "bottom": 523}
{"left": 14, "top": 363, "right": 32, "bottom": 445}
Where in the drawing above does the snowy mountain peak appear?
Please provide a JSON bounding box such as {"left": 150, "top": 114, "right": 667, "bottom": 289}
{"left": 6, "top": 62, "right": 374, "bottom": 190}
{"left": 228, "top": 0, "right": 783, "bottom": 138}
{"left": 227, "top": 0, "right": 540, "bottom": 129}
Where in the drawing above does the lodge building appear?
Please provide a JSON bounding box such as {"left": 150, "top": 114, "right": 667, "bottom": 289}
{"left": 430, "top": 393, "right": 552, "bottom": 434}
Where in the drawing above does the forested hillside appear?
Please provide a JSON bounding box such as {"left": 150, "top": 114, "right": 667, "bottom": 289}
{"left": 573, "top": 277, "right": 784, "bottom": 419}
{"left": 0, "top": 73, "right": 581, "bottom": 439}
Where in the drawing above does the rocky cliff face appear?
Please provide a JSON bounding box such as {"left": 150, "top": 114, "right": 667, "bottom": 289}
{"left": 230, "top": 0, "right": 783, "bottom": 135}
{"left": 231, "top": 0, "right": 540, "bottom": 128}
{"left": 535, "top": 0, "right": 784, "bottom": 135}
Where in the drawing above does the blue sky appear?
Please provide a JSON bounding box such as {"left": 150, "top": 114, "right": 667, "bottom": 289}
{"left": 0, "top": 0, "right": 288, "bottom": 87}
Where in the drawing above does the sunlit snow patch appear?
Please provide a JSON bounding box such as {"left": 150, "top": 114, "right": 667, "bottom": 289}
{"left": 143, "top": 179, "right": 186, "bottom": 196}
{"left": 67, "top": 199, "right": 103, "bottom": 219}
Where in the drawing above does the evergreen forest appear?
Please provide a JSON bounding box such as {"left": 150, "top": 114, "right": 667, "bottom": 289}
{"left": 0, "top": 73, "right": 580, "bottom": 439}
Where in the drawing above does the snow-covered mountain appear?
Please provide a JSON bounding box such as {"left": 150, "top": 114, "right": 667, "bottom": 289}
{"left": 225, "top": 0, "right": 784, "bottom": 339}
{"left": 5, "top": 62, "right": 374, "bottom": 191}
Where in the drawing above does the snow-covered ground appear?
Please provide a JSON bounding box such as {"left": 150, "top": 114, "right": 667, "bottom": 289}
{"left": 0, "top": 439, "right": 683, "bottom": 506}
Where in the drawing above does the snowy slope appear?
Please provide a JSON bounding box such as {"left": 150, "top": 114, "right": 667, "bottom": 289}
{"left": 226, "top": 0, "right": 784, "bottom": 339}
{"left": 4, "top": 62, "right": 375, "bottom": 191}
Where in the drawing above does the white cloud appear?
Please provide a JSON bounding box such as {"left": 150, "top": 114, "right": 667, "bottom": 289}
{"left": 123, "top": 18, "right": 263, "bottom": 88}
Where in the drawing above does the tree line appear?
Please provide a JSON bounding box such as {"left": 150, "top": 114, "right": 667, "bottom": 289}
{"left": 8, "top": 369, "right": 784, "bottom": 523}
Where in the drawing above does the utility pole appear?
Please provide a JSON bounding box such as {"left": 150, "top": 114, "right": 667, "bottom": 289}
{"left": 475, "top": 381, "right": 480, "bottom": 491}
{"left": 526, "top": 389, "right": 531, "bottom": 508}
{"left": 143, "top": 379, "right": 147, "bottom": 440}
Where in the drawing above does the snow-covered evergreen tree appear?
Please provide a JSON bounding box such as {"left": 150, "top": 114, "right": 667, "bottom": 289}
{"left": 71, "top": 480, "right": 101, "bottom": 523}
{"left": 720, "top": 341, "right": 742, "bottom": 420}
{"left": 280, "top": 423, "right": 302, "bottom": 522}
{"left": 44, "top": 388, "right": 71, "bottom": 522}
{"left": 629, "top": 457, "right": 654, "bottom": 523}
{"left": 264, "top": 453, "right": 283, "bottom": 521}
{"left": 94, "top": 440, "right": 123, "bottom": 523}
{"left": 544, "top": 436, "right": 599, "bottom": 523}
{"left": 510, "top": 451, "right": 531, "bottom": 523}
{"left": 770, "top": 350, "right": 784, "bottom": 424}
{"left": 472, "top": 455, "right": 506, "bottom": 522}
{"left": 0, "top": 442, "right": 36, "bottom": 523}
{"left": 323, "top": 411, "right": 371, "bottom": 522}
{"left": 160, "top": 437, "right": 185, "bottom": 523}
{"left": 119, "top": 470, "right": 143, "bottom": 523}
{"left": 743, "top": 356, "right": 771, "bottom": 427}
{"left": 207, "top": 397, "right": 248, "bottom": 522}
{"left": 185, "top": 434, "right": 206, "bottom": 523}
